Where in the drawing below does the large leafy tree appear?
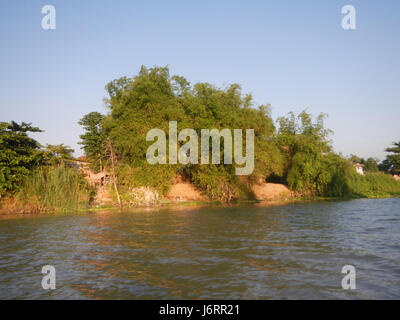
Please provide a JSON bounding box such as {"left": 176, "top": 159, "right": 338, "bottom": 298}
{"left": 0, "top": 121, "right": 43, "bottom": 195}
{"left": 99, "top": 65, "right": 284, "bottom": 198}
{"left": 78, "top": 112, "right": 106, "bottom": 172}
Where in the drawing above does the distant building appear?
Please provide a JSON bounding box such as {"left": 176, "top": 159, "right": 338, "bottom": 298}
{"left": 353, "top": 163, "right": 365, "bottom": 175}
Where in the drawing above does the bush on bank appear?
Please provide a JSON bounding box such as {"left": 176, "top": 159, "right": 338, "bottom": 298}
{"left": 345, "top": 171, "right": 400, "bottom": 198}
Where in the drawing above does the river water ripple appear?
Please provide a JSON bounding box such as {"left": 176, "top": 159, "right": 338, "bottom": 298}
{"left": 0, "top": 198, "right": 399, "bottom": 299}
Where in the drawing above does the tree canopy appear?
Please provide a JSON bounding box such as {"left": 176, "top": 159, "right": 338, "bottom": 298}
{"left": 43, "top": 144, "right": 74, "bottom": 166}
{"left": 0, "top": 121, "right": 44, "bottom": 195}
{"left": 382, "top": 142, "right": 400, "bottom": 174}
{"left": 78, "top": 112, "right": 106, "bottom": 172}
{"left": 82, "top": 66, "right": 285, "bottom": 200}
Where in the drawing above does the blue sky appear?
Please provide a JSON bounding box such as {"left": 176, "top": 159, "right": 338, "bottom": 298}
{"left": 0, "top": 0, "right": 399, "bottom": 160}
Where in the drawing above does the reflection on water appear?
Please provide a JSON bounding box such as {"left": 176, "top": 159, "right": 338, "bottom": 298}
{"left": 0, "top": 198, "right": 399, "bottom": 299}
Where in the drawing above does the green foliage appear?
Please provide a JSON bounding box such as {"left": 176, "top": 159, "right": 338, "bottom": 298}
{"left": 276, "top": 111, "right": 332, "bottom": 156}
{"left": 16, "top": 166, "right": 92, "bottom": 212}
{"left": 100, "top": 65, "right": 284, "bottom": 200}
{"left": 348, "top": 155, "right": 378, "bottom": 172}
{"left": 276, "top": 111, "right": 334, "bottom": 194}
{"left": 382, "top": 141, "right": 400, "bottom": 174}
{"left": 78, "top": 112, "right": 106, "bottom": 172}
{"left": 349, "top": 154, "right": 362, "bottom": 164}
{"left": 189, "top": 165, "right": 251, "bottom": 202}
{"left": 43, "top": 144, "right": 74, "bottom": 166}
{"left": 275, "top": 112, "right": 400, "bottom": 198}
{"left": 345, "top": 171, "right": 400, "bottom": 198}
{"left": 116, "top": 163, "right": 176, "bottom": 195}
{"left": 286, "top": 152, "right": 321, "bottom": 193}
{"left": 364, "top": 158, "right": 379, "bottom": 172}
{"left": 78, "top": 66, "right": 399, "bottom": 203}
{"left": 0, "top": 121, "right": 44, "bottom": 195}
{"left": 317, "top": 154, "right": 353, "bottom": 197}
{"left": 0, "top": 121, "right": 95, "bottom": 212}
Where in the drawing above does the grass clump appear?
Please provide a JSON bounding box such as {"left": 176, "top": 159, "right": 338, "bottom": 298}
{"left": 14, "top": 166, "right": 93, "bottom": 213}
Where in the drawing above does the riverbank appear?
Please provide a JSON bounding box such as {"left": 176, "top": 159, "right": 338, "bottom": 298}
{"left": 1, "top": 170, "right": 400, "bottom": 217}
{"left": 2, "top": 191, "right": 400, "bottom": 218}
{"left": 0, "top": 177, "right": 291, "bottom": 216}
{"left": 0, "top": 198, "right": 294, "bottom": 218}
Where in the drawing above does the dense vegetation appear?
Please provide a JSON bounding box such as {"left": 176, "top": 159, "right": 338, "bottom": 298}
{"left": 15, "top": 166, "right": 92, "bottom": 213}
{"left": 79, "top": 66, "right": 400, "bottom": 202}
{"left": 380, "top": 142, "right": 400, "bottom": 174}
{"left": 1, "top": 65, "right": 400, "bottom": 213}
{"left": 99, "top": 66, "right": 285, "bottom": 201}
{"left": 0, "top": 121, "right": 43, "bottom": 196}
{"left": 0, "top": 122, "right": 91, "bottom": 214}
{"left": 346, "top": 171, "right": 400, "bottom": 198}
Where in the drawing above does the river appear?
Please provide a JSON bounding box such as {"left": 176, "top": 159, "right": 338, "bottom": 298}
{"left": 0, "top": 198, "right": 399, "bottom": 299}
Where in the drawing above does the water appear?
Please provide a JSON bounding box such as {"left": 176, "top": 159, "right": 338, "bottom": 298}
{"left": 0, "top": 198, "right": 399, "bottom": 299}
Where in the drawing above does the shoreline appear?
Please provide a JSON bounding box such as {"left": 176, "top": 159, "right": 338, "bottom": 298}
{"left": 0, "top": 198, "right": 303, "bottom": 219}
{"left": 1, "top": 194, "right": 399, "bottom": 219}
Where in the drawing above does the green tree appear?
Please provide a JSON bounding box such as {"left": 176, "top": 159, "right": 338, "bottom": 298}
{"left": 383, "top": 141, "right": 400, "bottom": 174}
{"left": 0, "top": 121, "right": 43, "bottom": 195}
{"left": 364, "top": 157, "right": 379, "bottom": 172}
{"left": 378, "top": 160, "right": 391, "bottom": 173}
{"left": 349, "top": 154, "right": 362, "bottom": 164}
{"left": 43, "top": 144, "right": 74, "bottom": 166}
{"left": 78, "top": 112, "right": 106, "bottom": 172}
{"left": 99, "top": 65, "right": 285, "bottom": 200}
{"left": 276, "top": 111, "right": 333, "bottom": 194}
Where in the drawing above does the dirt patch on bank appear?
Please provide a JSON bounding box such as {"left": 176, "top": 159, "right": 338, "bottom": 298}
{"left": 164, "top": 176, "right": 204, "bottom": 202}
{"left": 165, "top": 182, "right": 204, "bottom": 201}
{"left": 238, "top": 176, "right": 291, "bottom": 201}
{"left": 165, "top": 175, "right": 291, "bottom": 203}
{"left": 251, "top": 183, "right": 291, "bottom": 201}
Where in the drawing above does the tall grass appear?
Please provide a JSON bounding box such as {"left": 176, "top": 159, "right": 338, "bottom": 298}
{"left": 346, "top": 172, "right": 400, "bottom": 198}
{"left": 15, "top": 166, "right": 92, "bottom": 213}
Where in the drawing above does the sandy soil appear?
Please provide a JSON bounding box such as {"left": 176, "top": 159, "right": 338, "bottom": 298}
{"left": 251, "top": 182, "right": 291, "bottom": 201}
{"left": 165, "top": 175, "right": 291, "bottom": 202}
{"left": 164, "top": 183, "right": 204, "bottom": 201}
